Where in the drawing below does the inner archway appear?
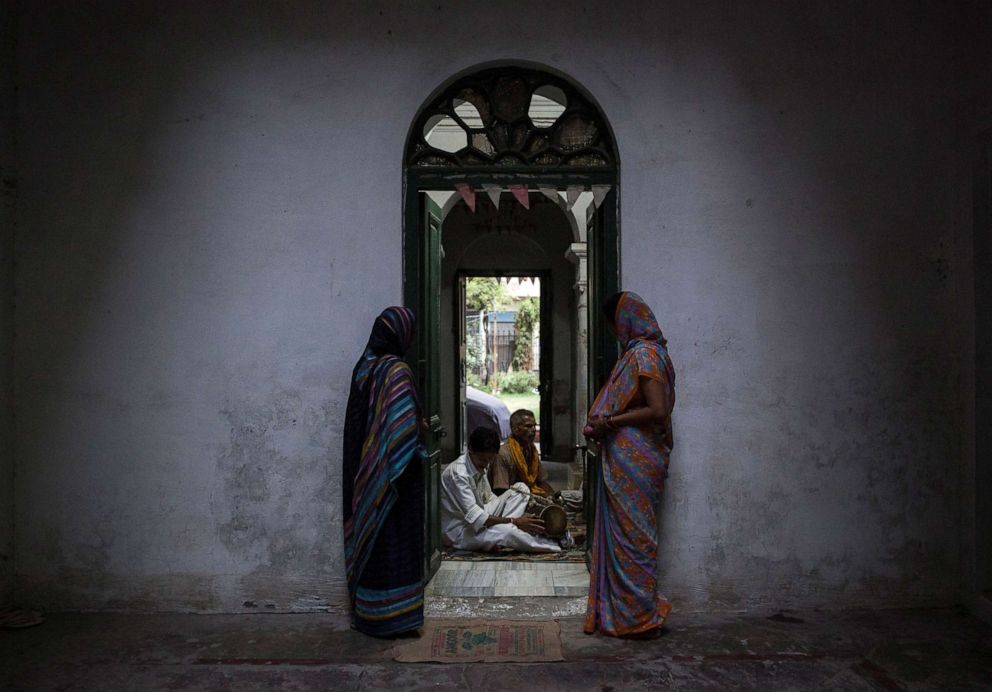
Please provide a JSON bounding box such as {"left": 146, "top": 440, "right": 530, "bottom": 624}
{"left": 440, "top": 192, "right": 572, "bottom": 464}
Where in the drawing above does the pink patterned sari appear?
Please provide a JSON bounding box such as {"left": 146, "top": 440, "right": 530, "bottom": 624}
{"left": 585, "top": 292, "right": 675, "bottom": 636}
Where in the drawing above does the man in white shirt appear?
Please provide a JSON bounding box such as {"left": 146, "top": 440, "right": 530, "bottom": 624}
{"left": 440, "top": 427, "right": 561, "bottom": 553}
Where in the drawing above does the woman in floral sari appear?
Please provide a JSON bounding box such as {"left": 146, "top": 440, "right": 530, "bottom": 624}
{"left": 583, "top": 291, "right": 675, "bottom": 637}
{"left": 342, "top": 307, "right": 425, "bottom": 637}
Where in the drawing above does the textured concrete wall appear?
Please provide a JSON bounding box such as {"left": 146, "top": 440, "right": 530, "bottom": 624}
{"left": 0, "top": 0, "right": 16, "bottom": 607}
{"left": 956, "top": 1, "right": 992, "bottom": 614}
{"left": 11, "top": 1, "right": 975, "bottom": 612}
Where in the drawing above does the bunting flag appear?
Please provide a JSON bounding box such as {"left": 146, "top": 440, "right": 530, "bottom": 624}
{"left": 591, "top": 184, "right": 611, "bottom": 209}
{"left": 454, "top": 182, "right": 476, "bottom": 212}
{"left": 539, "top": 187, "right": 559, "bottom": 204}
{"left": 482, "top": 184, "right": 502, "bottom": 210}
{"left": 426, "top": 191, "right": 456, "bottom": 219}
{"left": 509, "top": 185, "right": 530, "bottom": 209}
{"left": 566, "top": 185, "right": 583, "bottom": 209}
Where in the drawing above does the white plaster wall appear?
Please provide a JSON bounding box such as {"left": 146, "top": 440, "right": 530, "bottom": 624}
{"left": 11, "top": 1, "right": 976, "bottom": 611}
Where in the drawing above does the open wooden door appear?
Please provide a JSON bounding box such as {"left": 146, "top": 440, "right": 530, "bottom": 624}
{"left": 585, "top": 188, "right": 620, "bottom": 561}
{"left": 417, "top": 193, "right": 445, "bottom": 582}
{"left": 538, "top": 273, "right": 553, "bottom": 457}
{"left": 456, "top": 275, "right": 468, "bottom": 452}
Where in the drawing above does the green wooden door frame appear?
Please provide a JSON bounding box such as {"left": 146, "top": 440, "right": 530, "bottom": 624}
{"left": 413, "top": 195, "right": 444, "bottom": 581}
{"left": 588, "top": 186, "right": 621, "bottom": 396}
{"left": 403, "top": 173, "right": 620, "bottom": 420}
{"left": 403, "top": 167, "right": 619, "bottom": 371}
{"left": 404, "top": 176, "right": 619, "bottom": 575}
{"left": 581, "top": 188, "right": 621, "bottom": 559}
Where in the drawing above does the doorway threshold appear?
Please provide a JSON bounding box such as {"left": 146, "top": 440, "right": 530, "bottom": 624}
{"left": 426, "top": 595, "right": 586, "bottom": 619}
{"left": 425, "top": 560, "right": 588, "bottom": 618}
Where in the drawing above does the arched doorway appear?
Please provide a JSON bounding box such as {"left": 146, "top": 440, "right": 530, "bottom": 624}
{"left": 402, "top": 64, "right": 620, "bottom": 579}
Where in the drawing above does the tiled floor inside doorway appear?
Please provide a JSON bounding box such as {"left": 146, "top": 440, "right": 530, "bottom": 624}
{"left": 425, "top": 560, "right": 588, "bottom": 598}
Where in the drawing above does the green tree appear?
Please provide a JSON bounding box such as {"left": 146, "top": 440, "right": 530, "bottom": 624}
{"left": 512, "top": 297, "right": 539, "bottom": 371}
{"left": 465, "top": 277, "right": 507, "bottom": 312}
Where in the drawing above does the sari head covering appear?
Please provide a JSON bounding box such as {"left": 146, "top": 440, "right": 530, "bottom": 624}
{"left": 342, "top": 306, "right": 425, "bottom": 637}
{"left": 585, "top": 291, "right": 675, "bottom": 636}
{"left": 347, "top": 307, "right": 416, "bottom": 404}
{"left": 590, "top": 292, "right": 674, "bottom": 421}
{"left": 343, "top": 307, "right": 417, "bottom": 482}
{"left": 612, "top": 291, "right": 667, "bottom": 350}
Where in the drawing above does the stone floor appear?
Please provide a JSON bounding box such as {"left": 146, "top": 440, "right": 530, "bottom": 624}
{"left": 426, "top": 560, "right": 589, "bottom": 598}
{"left": 2, "top": 606, "right": 990, "bottom": 690}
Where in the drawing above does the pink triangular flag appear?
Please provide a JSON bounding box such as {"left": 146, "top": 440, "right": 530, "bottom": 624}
{"left": 454, "top": 182, "right": 476, "bottom": 213}
{"left": 509, "top": 185, "right": 530, "bottom": 209}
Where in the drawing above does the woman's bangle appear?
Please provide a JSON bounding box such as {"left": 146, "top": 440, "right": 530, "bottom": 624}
{"left": 607, "top": 415, "right": 618, "bottom": 430}
{"left": 509, "top": 517, "right": 516, "bottom": 526}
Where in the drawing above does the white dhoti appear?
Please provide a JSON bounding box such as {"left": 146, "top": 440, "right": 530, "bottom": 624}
{"left": 450, "top": 482, "right": 561, "bottom": 553}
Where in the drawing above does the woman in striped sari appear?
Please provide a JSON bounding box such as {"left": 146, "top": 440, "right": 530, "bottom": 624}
{"left": 583, "top": 291, "right": 675, "bottom": 637}
{"left": 342, "top": 307, "right": 425, "bottom": 637}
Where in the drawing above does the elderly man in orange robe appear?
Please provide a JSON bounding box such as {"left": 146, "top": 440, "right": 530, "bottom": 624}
{"left": 487, "top": 409, "right": 555, "bottom": 498}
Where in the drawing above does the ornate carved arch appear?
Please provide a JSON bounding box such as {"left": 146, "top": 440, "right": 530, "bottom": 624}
{"left": 405, "top": 66, "right": 617, "bottom": 171}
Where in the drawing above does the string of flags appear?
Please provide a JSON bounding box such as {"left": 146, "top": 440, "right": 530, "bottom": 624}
{"left": 451, "top": 183, "right": 612, "bottom": 214}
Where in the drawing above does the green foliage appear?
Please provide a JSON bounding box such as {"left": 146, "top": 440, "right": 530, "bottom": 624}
{"left": 512, "top": 297, "right": 539, "bottom": 371}
{"left": 465, "top": 277, "right": 507, "bottom": 312}
{"left": 465, "top": 330, "right": 485, "bottom": 373}
{"left": 497, "top": 392, "right": 540, "bottom": 423}
{"left": 467, "top": 371, "right": 490, "bottom": 392}
{"left": 500, "top": 370, "right": 539, "bottom": 394}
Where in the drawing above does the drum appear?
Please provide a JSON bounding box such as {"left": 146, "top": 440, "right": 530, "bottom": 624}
{"left": 539, "top": 504, "right": 568, "bottom": 539}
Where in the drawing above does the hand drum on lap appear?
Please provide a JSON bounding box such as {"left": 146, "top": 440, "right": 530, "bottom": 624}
{"left": 539, "top": 504, "right": 568, "bottom": 539}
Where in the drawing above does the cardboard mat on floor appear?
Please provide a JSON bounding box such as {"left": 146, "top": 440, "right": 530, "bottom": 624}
{"left": 393, "top": 619, "right": 564, "bottom": 663}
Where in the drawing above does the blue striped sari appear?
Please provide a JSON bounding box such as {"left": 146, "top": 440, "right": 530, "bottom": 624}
{"left": 343, "top": 307, "right": 425, "bottom": 637}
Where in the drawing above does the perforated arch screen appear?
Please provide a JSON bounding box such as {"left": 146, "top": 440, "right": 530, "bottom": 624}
{"left": 406, "top": 67, "right": 617, "bottom": 170}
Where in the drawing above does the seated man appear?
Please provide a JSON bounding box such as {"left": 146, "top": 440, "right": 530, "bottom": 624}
{"left": 440, "top": 426, "right": 561, "bottom": 553}
{"left": 488, "top": 409, "right": 554, "bottom": 497}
